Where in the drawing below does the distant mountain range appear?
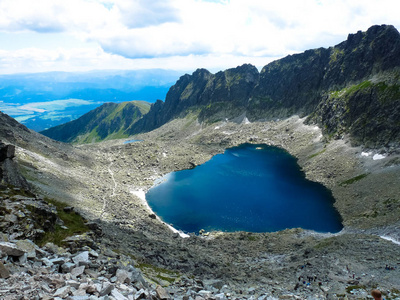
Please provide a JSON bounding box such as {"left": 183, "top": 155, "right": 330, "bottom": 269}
{"left": 0, "top": 69, "right": 182, "bottom": 131}
{"left": 41, "top": 25, "right": 400, "bottom": 149}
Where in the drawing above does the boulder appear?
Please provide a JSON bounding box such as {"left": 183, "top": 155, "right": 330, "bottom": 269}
{"left": 71, "top": 265, "right": 85, "bottom": 278}
{"left": 0, "top": 241, "right": 25, "bottom": 256}
{"left": 156, "top": 285, "right": 171, "bottom": 300}
{"left": 15, "top": 239, "right": 38, "bottom": 258}
{"left": 53, "top": 285, "right": 71, "bottom": 298}
{"left": 0, "top": 143, "right": 15, "bottom": 161}
{"left": 100, "top": 282, "right": 114, "bottom": 296}
{"left": 0, "top": 261, "right": 10, "bottom": 278}
{"left": 72, "top": 251, "right": 90, "bottom": 266}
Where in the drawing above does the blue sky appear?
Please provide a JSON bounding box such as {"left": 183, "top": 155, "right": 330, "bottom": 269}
{"left": 0, "top": 0, "right": 399, "bottom": 75}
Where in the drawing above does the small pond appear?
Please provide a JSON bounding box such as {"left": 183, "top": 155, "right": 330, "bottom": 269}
{"left": 124, "top": 139, "right": 143, "bottom": 144}
{"left": 146, "top": 143, "right": 343, "bottom": 233}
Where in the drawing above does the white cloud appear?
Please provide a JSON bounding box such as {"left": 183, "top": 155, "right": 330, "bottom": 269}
{"left": 0, "top": 0, "right": 399, "bottom": 74}
{"left": 111, "top": 0, "right": 181, "bottom": 28}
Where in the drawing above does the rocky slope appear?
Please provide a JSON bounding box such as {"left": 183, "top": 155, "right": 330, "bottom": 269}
{"left": 2, "top": 107, "right": 400, "bottom": 298}
{"left": 41, "top": 101, "right": 151, "bottom": 144}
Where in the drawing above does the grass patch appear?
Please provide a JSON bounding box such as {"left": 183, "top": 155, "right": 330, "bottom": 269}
{"left": 246, "top": 235, "right": 260, "bottom": 241}
{"left": 136, "top": 261, "right": 180, "bottom": 286}
{"left": 308, "top": 149, "right": 326, "bottom": 159}
{"left": 314, "top": 237, "right": 334, "bottom": 249}
{"left": 346, "top": 285, "right": 365, "bottom": 294}
{"left": 36, "top": 198, "right": 89, "bottom": 247}
{"left": 339, "top": 173, "right": 369, "bottom": 186}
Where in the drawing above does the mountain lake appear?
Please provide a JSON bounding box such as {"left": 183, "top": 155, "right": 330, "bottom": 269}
{"left": 146, "top": 143, "right": 343, "bottom": 234}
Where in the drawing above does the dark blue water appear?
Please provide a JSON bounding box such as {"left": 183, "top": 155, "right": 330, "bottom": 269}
{"left": 146, "top": 144, "right": 343, "bottom": 233}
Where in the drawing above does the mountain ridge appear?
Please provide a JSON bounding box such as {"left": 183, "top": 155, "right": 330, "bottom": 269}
{"left": 133, "top": 24, "right": 400, "bottom": 148}
{"left": 40, "top": 25, "right": 400, "bottom": 149}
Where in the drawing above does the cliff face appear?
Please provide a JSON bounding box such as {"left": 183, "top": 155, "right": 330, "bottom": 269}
{"left": 131, "top": 25, "right": 400, "bottom": 148}
{"left": 128, "top": 64, "right": 259, "bottom": 134}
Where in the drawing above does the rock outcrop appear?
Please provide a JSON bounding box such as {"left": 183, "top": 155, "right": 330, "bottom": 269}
{"left": 0, "top": 141, "right": 30, "bottom": 190}
{"left": 128, "top": 64, "right": 259, "bottom": 135}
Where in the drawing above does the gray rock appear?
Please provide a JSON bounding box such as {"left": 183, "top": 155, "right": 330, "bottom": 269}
{"left": 67, "top": 280, "right": 81, "bottom": 289}
{"left": 73, "top": 251, "right": 90, "bottom": 266}
{"left": 54, "top": 285, "right": 71, "bottom": 298}
{"left": 156, "top": 285, "right": 171, "bottom": 300}
{"left": 67, "top": 296, "right": 90, "bottom": 300}
{"left": 134, "top": 288, "right": 146, "bottom": 300}
{"left": 100, "top": 282, "right": 114, "bottom": 296}
{"left": 89, "top": 250, "right": 99, "bottom": 258}
{"left": 41, "top": 282, "right": 53, "bottom": 293}
{"left": 0, "top": 241, "right": 25, "bottom": 256}
{"left": 198, "top": 290, "right": 212, "bottom": 299}
{"left": 18, "top": 253, "right": 28, "bottom": 264}
{"left": 86, "top": 283, "right": 97, "bottom": 294}
{"left": 15, "top": 239, "right": 37, "bottom": 258}
{"left": 0, "top": 261, "right": 10, "bottom": 278}
{"left": 111, "top": 289, "right": 128, "bottom": 300}
{"left": 4, "top": 214, "right": 18, "bottom": 223}
{"left": 50, "top": 257, "right": 67, "bottom": 265}
{"left": 62, "top": 262, "right": 76, "bottom": 273}
{"left": 85, "top": 268, "right": 100, "bottom": 279}
{"left": 215, "top": 293, "right": 227, "bottom": 300}
{"left": 71, "top": 265, "right": 86, "bottom": 278}
{"left": 42, "top": 257, "right": 54, "bottom": 267}
{"left": 130, "top": 268, "right": 148, "bottom": 288}
{"left": 45, "top": 242, "right": 68, "bottom": 255}
{"left": 116, "top": 269, "right": 131, "bottom": 284}
{"left": 204, "top": 280, "right": 224, "bottom": 291}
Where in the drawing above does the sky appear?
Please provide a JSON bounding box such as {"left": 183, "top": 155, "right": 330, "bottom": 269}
{"left": 0, "top": 0, "right": 399, "bottom": 75}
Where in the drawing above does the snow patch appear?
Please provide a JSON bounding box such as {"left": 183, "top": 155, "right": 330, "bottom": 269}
{"left": 380, "top": 235, "right": 400, "bottom": 246}
{"left": 361, "top": 152, "right": 385, "bottom": 160}
{"left": 131, "top": 189, "right": 146, "bottom": 202}
{"left": 373, "top": 154, "right": 385, "bottom": 160}
{"left": 166, "top": 224, "right": 190, "bottom": 238}
{"left": 130, "top": 187, "right": 189, "bottom": 239}
{"left": 222, "top": 131, "right": 234, "bottom": 135}
{"left": 214, "top": 126, "right": 220, "bottom": 130}
{"left": 243, "top": 117, "right": 251, "bottom": 124}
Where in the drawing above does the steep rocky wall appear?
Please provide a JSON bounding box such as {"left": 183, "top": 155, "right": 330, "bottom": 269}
{"left": 307, "top": 76, "right": 400, "bottom": 148}
{"left": 130, "top": 25, "right": 400, "bottom": 148}
{"left": 130, "top": 64, "right": 259, "bottom": 133}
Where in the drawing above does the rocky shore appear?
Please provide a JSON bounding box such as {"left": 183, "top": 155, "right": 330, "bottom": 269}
{"left": 2, "top": 114, "right": 400, "bottom": 299}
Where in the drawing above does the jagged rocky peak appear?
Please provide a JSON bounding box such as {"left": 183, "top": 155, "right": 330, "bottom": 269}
{"left": 132, "top": 64, "right": 260, "bottom": 132}
{"left": 165, "top": 64, "right": 259, "bottom": 109}
{"left": 323, "top": 24, "right": 400, "bottom": 87}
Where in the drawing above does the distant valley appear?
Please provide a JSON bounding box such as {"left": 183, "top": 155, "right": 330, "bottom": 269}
{"left": 0, "top": 69, "right": 182, "bottom": 131}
